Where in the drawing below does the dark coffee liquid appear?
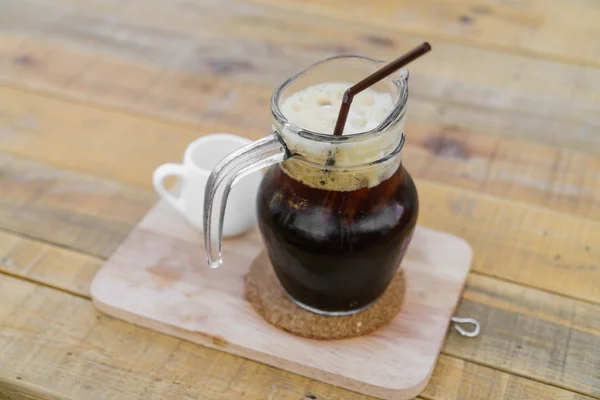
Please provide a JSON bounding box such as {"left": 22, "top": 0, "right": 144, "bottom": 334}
{"left": 256, "top": 164, "right": 418, "bottom": 314}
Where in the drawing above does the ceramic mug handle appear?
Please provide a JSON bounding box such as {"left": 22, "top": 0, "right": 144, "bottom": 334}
{"left": 152, "top": 163, "right": 188, "bottom": 214}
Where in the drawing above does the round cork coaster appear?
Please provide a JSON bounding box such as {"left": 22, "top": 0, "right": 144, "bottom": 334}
{"left": 246, "top": 252, "right": 406, "bottom": 340}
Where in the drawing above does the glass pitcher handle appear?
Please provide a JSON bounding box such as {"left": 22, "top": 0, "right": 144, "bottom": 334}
{"left": 203, "top": 133, "right": 289, "bottom": 268}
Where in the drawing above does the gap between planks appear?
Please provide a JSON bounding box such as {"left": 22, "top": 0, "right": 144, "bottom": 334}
{"left": 0, "top": 146, "right": 599, "bottom": 304}
{"left": 436, "top": 354, "right": 600, "bottom": 400}
{"left": 2, "top": 71, "right": 597, "bottom": 143}
{"left": 2, "top": 228, "right": 598, "bottom": 309}
{"left": 0, "top": 267, "right": 596, "bottom": 400}
{"left": 0, "top": 228, "right": 105, "bottom": 263}
{"left": 1, "top": 80, "right": 598, "bottom": 223}
{"left": 248, "top": 0, "right": 600, "bottom": 69}
{"left": 296, "top": 16, "right": 600, "bottom": 69}
{"left": 0, "top": 376, "right": 70, "bottom": 400}
{"left": 0, "top": 267, "right": 89, "bottom": 301}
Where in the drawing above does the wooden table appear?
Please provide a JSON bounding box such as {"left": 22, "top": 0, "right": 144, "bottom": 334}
{"left": 1, "top": 1, "right": 599, "bottom": 399}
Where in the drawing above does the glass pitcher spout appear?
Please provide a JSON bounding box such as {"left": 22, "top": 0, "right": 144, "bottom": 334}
{"left": 203, "top": 133, "right": 289, "bottom": 268}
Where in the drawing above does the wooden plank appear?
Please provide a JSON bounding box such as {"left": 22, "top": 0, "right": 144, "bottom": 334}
{"left": 2, "top": 21, "right": 600, "bottom": 213}
{"left": 0, "top": 185, "right": 597, "bottom": 397}
{"left": 0, "top": 229, "right": 101, "bottom": 297}
{"left": 445, "top": 274, "right": 600, "bottom": 398}
{"left": 1, "top": 0, "right": 599, "bottom": 141}
{"left": 1, "top": 149, "right": 599, "bottom": 316}
{"left": 0, "top": 152, "right": 154, "bottom": 258}
{"left": 3, "top": 28, "right": 600, "bottom": 217}
{"left": 2, "top": 37, "right": 598, "bottom": 158}
{"left": 423, "top": 355, "right": 594, "bottom": 400}
{"left": 1, "top": 160, "right": 598, "bottom": 396}
{"left": 0, "top": 0, "right": 597, "bottom": 398}
{"left": 2, "top": 32, "right": 597, "bottom": 155}
{"left": 2, "top": 84, "right": 600, "bottom": 223}
{"left": 0, "top": 375, "right": 66, "bottom": 400}
{"left": 8, "top": 0, "right": 600, "bottom": 68}
{"left": 417, "top": 181, "right": 600, "bottom": 304}
{"left": 408, "top": 124, "right": 600, "bottom": 221}
{"left": 247, "top": 0, "right": 600, "bottom": 66}
{"left": 1, "top": 85, "right": 599, "bottom": 303}
{"left": 0, "top": 135, "right": 600, "bottom": 302}
{"left": 0, "top": 273, "right": 597, "bottom": 400}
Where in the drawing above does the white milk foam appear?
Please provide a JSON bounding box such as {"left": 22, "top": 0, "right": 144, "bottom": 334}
{"left": 279, "top": 82, "right": 403, "bottom": 191}
{"left": 280, "top": 82, "right": 394, "bottom": 135}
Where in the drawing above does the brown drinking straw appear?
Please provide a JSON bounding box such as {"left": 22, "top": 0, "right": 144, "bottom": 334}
{"left": 332, "top": 42, "right": 431, "bottom": 136}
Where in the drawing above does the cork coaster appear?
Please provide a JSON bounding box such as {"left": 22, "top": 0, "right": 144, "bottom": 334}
{"left": 246, "top": 252, "right": 406, "bottom": 340}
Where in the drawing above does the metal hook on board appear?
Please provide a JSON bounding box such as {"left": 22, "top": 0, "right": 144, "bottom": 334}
{"left": 451, "top": 317, "right": 480, "bottom": 338}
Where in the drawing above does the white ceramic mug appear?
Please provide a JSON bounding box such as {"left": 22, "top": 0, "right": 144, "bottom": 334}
{"left": 153, "top": 134, "right": 262, "bottom": 237}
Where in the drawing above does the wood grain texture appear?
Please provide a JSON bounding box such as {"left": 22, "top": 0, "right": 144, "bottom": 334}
{"left": 0, "top": 158, "right": 598, "bottom": 397}
{"left": 2, "top": 12, "right": 600, "bottom": 216}
{"left": 1, "top": 176, "right": 599, "bottom": 398}
{"left": 1, "top": 0, "right": 599, "bottom": 146}
{"left": 417, "top": 182, "right": 600, "bottom": 304}
{"left": 1, "top": 148, "right": 599, "bottom": 305}
{"left": 1, "top": 262, "right": 599, "bottom": 399}
{"left": 0, "top": 152, "right": 154, "bottom": 257}
{"left": 0, "top": 0, "right": 598, "bottom": 398}
{"left": 2, "top": 85, "right": 600, "bottom": 225}
{"left": 423, "top": 355, "right": 594, "bottom": 400}
{"left": 446, "top": 274, "right": 600, "bottom": 397}
{"left": 0, "top": 229, "right": 101, "bottom": 297}
{"left": 1, "top": 149, "right": 598, "bottom": 397}
{"left": 3, "top": 221, "right": 599, "bottom": 396}
{"left": 0, "top": 375, "right": 66, "bottom": 400}
{"left": 1, "top": 34, "right": 597, "bottom": 157}
{"left": 3, "top": 10, "right": 600, "bottom": 218}
{"left": 1, "top": 199, "right": 598, "bottom": 398}
{"left": 6, "top": 0, "right": 600, "bottom": 68}
{"left": 90, "top": 199, "right": 473, "bottom": 399}
{"left": 248, "top": 0, "right": 600, "bottom": 66}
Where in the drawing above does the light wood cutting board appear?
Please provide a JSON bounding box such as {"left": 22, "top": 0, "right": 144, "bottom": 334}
{"left": 91, "top": 197, "right": 473, "bottom": 399}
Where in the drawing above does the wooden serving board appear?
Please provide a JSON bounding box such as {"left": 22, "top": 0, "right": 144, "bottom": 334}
{"left": 91, "top": 197, "right": 473, "bottom": 400}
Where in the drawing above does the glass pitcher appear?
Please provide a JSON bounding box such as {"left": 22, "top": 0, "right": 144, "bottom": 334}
{"left": 204, "top": 55, "right": 418, "bottom": 315}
